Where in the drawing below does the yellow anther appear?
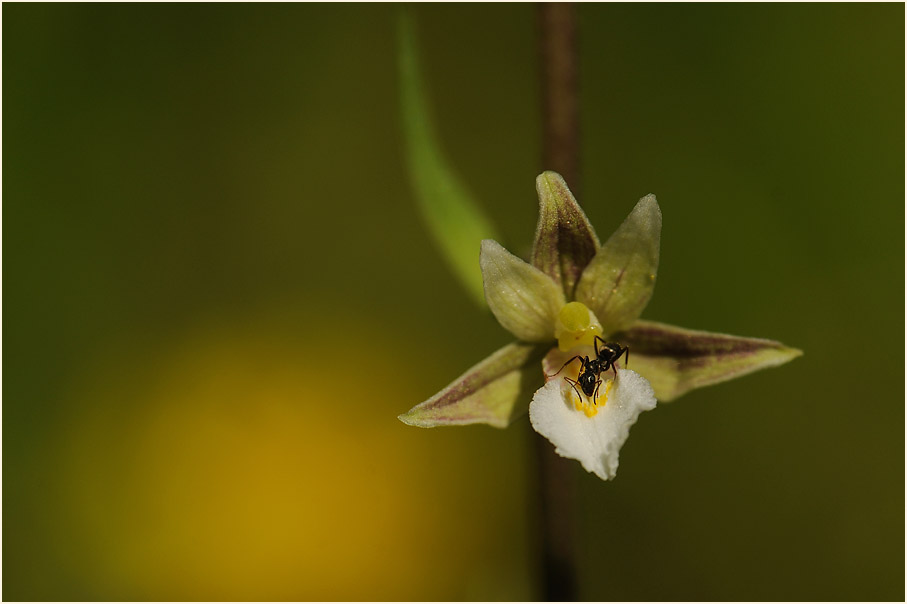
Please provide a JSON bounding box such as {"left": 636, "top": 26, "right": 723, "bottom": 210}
{"left": 555, "top": 302, "right": 603, "bottom": 352}
{"left": 559, "top": 301, "right": 591, "bottom": 331}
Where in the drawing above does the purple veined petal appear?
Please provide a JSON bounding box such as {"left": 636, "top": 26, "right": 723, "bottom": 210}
{"left": 531, "top": 172, "right": 600, "bottom": 299}
{"left": 614, "top": 319, "right": 802, "bottom": 402}
{"left": 575, "top": 195, "right": 661, "bottom": 336}
{"left": 399, "top": 341, "right": 550, "bottom": 428}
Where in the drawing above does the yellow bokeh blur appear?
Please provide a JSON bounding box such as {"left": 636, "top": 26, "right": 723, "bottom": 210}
{"left": 53, "top": 310, "right": 529, "bottom": 600}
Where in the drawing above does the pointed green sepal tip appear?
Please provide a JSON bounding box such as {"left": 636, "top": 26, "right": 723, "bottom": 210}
{"left": 531, "top": 172, "right": 600, "bottom": 299}
{"left": 398, "top": 341, "right": 548, "bottom": 428}
{"left": 575, "top": 194, "right": 662, "bottom": 335}
{"left": 615, "top": 320, "right": 802, "bottom": 402}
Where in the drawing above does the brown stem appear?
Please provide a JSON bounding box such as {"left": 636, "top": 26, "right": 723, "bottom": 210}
{"left": 535, "top": 3, "right": 580, "bottom": 601}
{"left": 540, "top": 2, "right": 581, "bottom": 193}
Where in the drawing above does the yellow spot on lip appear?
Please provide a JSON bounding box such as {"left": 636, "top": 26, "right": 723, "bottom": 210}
{"left": 570, "top": 379, "right": 614, "bottom": 417}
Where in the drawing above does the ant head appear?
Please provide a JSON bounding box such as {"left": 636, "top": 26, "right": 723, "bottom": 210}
{"left": 578, "top": 371, "right": 597, "bottom": 396}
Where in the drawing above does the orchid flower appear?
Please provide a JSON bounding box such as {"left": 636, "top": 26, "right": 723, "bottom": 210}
{"left": 399, "top": 172, "right": 801, "bottom": 481}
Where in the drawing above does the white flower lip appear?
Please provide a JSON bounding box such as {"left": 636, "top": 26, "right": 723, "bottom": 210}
{"left": 529, "top": 369, "right": 656, "bottom": 481}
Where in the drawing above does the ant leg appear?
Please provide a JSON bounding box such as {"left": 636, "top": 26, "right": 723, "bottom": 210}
{"left": 621, "top": 345, "right": 630, "bottom": 368}
{"left": 548, "top": 355, "right": 582, "bottom": 378}
{"left": 593, "top": 335, "right": 606, "bottom": 357}
{"left": 592, "top": 379, "right": 602, "bottom": 405}
{"left": 564, "top": 377, "right": 583, "bottom": 402}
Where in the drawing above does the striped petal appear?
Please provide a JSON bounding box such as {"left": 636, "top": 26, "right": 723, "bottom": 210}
{"left": 398, "top": 341, "right": 549, "bottom": 428}
{"left": 531, "top": 171, "right": 600, "bottom": 299}
{"left": 575, "top": 195, "right": 661, "bottom": 335}
{"left": 614, "top": 320, "right": 803, "bottom": 401}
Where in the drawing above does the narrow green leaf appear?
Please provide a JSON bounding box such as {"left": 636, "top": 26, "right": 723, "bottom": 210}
{"left": 615, "top": 320, "right": 803, "bottom": 402}
{"left": 398, "top": 341, "right": 550, "bottom": 428}
{"left": 397, "top": 12, "right": 501, "bottom": 306}
{"left": 531, "top": 171, "right": 600, "bottom": 299}
{"left": 575, "top": 195, "right": 661, "bottom": 335}
{"left": 481, "top": 239, "right": 566, "bottom": 342}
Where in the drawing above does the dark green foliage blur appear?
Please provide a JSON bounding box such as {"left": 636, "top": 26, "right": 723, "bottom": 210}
{"left": 4, "top": 3, "right": 903, "bottom": 601}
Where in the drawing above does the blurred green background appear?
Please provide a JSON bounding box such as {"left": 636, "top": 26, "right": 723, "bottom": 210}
{"left": 3, "top": 3, "right": 903, "bottom": 601}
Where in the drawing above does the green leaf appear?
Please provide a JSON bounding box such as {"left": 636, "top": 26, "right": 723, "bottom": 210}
{"left": 531, "top": 172, "right": 600, "bottom": 299}
{"left": 575, "top": 195, "right": 661, "bottom": 335}
{"left": 480, "top": 239, "right": 566, "bottom": 342}
{"left": 397, "top": 12, "right": 501, "bottom": 306}
{"left": 398, "top": 341, "right": 549, "bottom": 428}
{"left": 614, "top": 320, "right": 803, "bottom": 402}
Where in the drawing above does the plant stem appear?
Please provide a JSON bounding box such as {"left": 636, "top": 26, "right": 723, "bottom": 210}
{"left": 540, "top": 2, "right": 580, "bottom": 192}
{"left": 535, "top": 3, "right": 580, "bottom": 601}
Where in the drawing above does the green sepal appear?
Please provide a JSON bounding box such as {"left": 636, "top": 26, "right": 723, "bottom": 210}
{"left": 575, "top": 195, "right": 661, "bottom": 335}
{"left": 614, "top": 320, "right": 803, "bottom": 402}
{"left": 481, "top": 239, "right": 566, "bottom": 342}
{"left": 531, "top": 172, "right": 600, "bottom": 299}
{"left": 398, "top": 342, "right": 549, "bottom": 428}
{"left": 397, "top": 12, "right": 501, "bottom": 307}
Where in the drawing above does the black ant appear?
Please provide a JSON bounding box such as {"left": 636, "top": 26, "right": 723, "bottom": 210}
{"left": 547, "top": 336, "right": 629, "bottom": 405}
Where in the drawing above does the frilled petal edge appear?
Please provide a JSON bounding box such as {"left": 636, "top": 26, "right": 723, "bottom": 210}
{"left": 529, "top": 368, "right": 656, "bottom": 481}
